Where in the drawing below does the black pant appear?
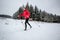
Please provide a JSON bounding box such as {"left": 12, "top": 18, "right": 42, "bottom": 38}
{"left": 25, "top": 18, "right": 32, "bottom": 30}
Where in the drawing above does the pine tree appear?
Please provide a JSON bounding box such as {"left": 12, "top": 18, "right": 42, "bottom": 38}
{"left": 25, "top": 3, "right": 30, "bottom": 11}
{"left": 29, "top": 4, "right": 34, "bottom": 18}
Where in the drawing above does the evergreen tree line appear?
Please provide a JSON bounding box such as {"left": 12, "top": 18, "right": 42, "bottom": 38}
{"left": 13, "top": 3, "right": 60, "bottom": 23}
{"left": 0, "top": 14, "right": 12, "bottom": 18}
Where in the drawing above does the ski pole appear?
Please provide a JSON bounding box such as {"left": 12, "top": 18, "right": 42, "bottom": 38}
{"left": 34, "top": 21, "right": 40, "bottom": 27}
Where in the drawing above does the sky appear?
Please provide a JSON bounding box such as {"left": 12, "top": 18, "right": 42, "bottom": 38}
{"left": 0, "top": 0, "right": 60, "bottom": 16}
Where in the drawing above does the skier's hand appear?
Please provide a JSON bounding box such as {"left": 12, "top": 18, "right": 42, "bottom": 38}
{"left": 17, "top": 15, "right": 19, "bottom": 18}
{"left": 17, "top": 15, "right": 20, "bottom": 19}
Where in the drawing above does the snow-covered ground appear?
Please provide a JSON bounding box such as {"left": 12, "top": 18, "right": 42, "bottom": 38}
{"left": 0, "top": 17, "right": 60, "bottom": 40}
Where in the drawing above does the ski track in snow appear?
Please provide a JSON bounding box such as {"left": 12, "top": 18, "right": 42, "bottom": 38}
{"left": 0, "top": 18, "right": 60, "bottom": 40}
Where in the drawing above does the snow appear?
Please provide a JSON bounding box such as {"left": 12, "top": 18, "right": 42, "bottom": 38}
{"left": 0, "top": 18, "right": 60, "bottom": 40}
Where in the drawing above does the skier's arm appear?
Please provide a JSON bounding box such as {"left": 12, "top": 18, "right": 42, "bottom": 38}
{"left": 17, "top": 13, "right": 23, "bottom": 18}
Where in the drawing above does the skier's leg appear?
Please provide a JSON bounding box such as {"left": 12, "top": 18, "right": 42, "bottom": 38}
{"left": 24, "top": 19, "right": 27, "bottom": 31}
{"left": 27, "top": 22, "right": 32, "bottom": 28}
{"left": 27, "top": 18, "right": 32, "bottom": 28}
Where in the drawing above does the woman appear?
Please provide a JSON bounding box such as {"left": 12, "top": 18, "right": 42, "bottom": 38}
{"left": 18, "top": 8, "right": 32, "bottom": 31}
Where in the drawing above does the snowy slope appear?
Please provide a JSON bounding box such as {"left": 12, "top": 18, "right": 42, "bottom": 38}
{"left": 0, "top": 18, "right": 60, "bottom": 40}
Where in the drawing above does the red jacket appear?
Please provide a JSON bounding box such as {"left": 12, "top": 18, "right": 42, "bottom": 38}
{"left": 18, "top": 9, "right": 30, "bottom": 19}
